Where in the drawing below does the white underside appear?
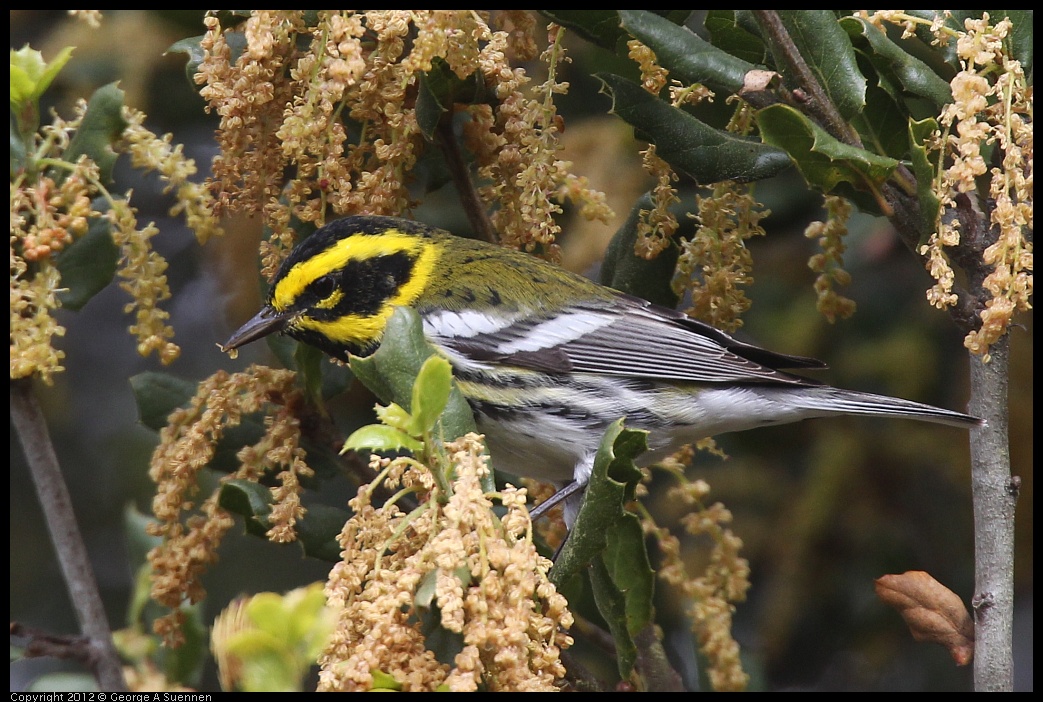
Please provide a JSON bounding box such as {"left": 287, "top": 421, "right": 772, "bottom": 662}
{"left": 474, "top": 384, "right": 813, "bottom": 485}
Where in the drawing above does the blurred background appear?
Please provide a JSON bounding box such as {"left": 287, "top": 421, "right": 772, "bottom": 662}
{"left": 10, "top": 10, "right": 1032, "bottom": 691}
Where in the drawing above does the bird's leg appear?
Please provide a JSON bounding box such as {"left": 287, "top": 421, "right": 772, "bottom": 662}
{"left": 529, "top": 479, "right": 587, "bottom": 522}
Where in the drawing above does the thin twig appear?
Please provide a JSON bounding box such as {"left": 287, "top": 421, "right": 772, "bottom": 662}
{"left": 436, "top": 116, "right": 498, "bottom": 243}
{"left": 10, "top": 378, "right": 127, "bottom": 691}
{"left": 752, "top": 10, "right": 862, "bottom": 147}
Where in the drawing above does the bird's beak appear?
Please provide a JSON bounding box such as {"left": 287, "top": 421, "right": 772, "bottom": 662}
{"left": 221, "top": 306, "right": 293, "bottom": 353}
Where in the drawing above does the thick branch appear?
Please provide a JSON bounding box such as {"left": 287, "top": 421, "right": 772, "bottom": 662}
{"left": 968, "top": 340, "right": 1016, "bottom": 691}
{"left": 10, "top": 379, "right": 127, "bottom": 692}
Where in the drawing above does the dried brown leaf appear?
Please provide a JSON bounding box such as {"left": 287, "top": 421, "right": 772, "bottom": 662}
{"left": 875, "top": 570, "right": 975, "bottom": 666}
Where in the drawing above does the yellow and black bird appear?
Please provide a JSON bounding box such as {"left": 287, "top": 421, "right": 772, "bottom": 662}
{"left": 223, "top": 215, "right": 981, "bottom": 513}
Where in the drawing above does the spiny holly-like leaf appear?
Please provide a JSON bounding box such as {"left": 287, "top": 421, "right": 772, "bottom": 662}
{"left": 131, "top": 371, "right": 197, "bottom": 430}
{"left": 552, "top": 419, "right": 650, "bottom": 677}
{"left": 850, "top": 83, "right": 911, "bottom": 162}
{"left": 840, "top": 16, "right": 952, "bottom": 111}
{"left": 590, "top": 513, "right": 655, "bottom": 678}
{"left": 589, "top": 556, "right": 638, "bottom": 676}
{"left": 551, "top": 419, "right": 647, "bottom": 587}
{"left": 342, "top": 424, "right": 424, "bottom": 456}
{"left": 218, "top": 480, "right": 274, "bottom": 535}
{"left": 602, "top": 515, "right": 655, "bottom": 637}
{"left": 292, "top": 503, "right": 353, "bottom": 562}
{"left": 166, "top": 35, "right": 206, "bottom": 84}
{"left": 598, "top": 73, "right": 790, "bottom": 185}
{"left": 755, "top": 103, "right": 899, "bottom": 199}
{"left": 908, "top": 116, "right": 942, "bottom": 245}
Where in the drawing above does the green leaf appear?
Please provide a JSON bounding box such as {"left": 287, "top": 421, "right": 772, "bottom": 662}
{"left": 11, "top": 120, "right": 27, "bottom": 174}
{"left": 130, "top": 371, "right": 260, "bottom": 467}
{"left": 414, "top": 568, "right": 440, "bottom": 610}
{"left": 840, "top": 16, "right": 952, "bottom": 111}
{"left": 371, "top": 670, "right": 404, "bottom": 692}
{"left": 619, "top": 10, "right": 757, "bottom": 93}
{"left": 131, "top": 371, "right": 197, "bottom": 430}
{"left": 63, "top": 82, "right": 128, "bottom": 186}
{"left": 602, "top": 516, "right": 655, "bottom": 638}
{"left": 218, "top": 480, "right": 273, "bottom": 534}
{"left": 245, "top": 593, "right": 295, "bottom": 641}
{"left": 589, "top": 556, "right": 637, "bottom": 676}
{"left": 1000, "top": 10, "right": 1033, "bottom": 70}
{"left": 772, "top": 11, "right": 867, "bottom": 120}
{"left": 902, "top": 11, "right": 965, "bottom": 68}
{"left": 905, "top": 11, "right": 1032, "bottom": 71}
{"left": 24, "top": 673, "right": 98, "bottom": 692}
{"left": 132, "top": 369, "right": 344, "bottom": 483}
{"left": 163, "top": 603, "right": 209, "bottom": 687}
{"left": 123, "top": 505, "right": 164, "bottom": 575}
{"left": 540, "top": 10, "right": 691, "bottom": 54}
{"left": 410, "top": 356, "right": 453, "bottom": 436}
{"left": 551, "top": 419, "right": 647, "bottom": 587}
{"left": 598, "top": 73, "right": 790, "bottom": 185}
{"left": 342, "top": 424, "right": 424, "bottom": 456}
{"left": 374, "top": 402, "right": 414, "bottom": 433}
{"left": 703, "top": 11, "right": 769, "bottom": 65}
{"left": 291, "top": 502, "right": 352, "bottom": 562}
{"left": 166, "top": 35, "right": 206, "bottom": 85}
{"left": 219, "top": 480, "right": 347, "bottom": 562}
{"left": 227, "top": 629, "right": 299, "bottom": 692}
{"left": 348, "top": 307, "right": 477, "bottom": 452}
{"left": 755, "top": 103, "right": 899, "bottom": 198}
{"left": 850, "top": 83, "right": 912, "bottom": 161}
{"left": 55, "top": 204, "right": 119, "bottom": 311}
{"left": 599, "top": 194, "right": 681, "bottom": 308}
{"left": 293, "top": 342, "right": 326, "bottom": 407}
{"left": 590, "top": 512, "right": 655, "bottom": 678}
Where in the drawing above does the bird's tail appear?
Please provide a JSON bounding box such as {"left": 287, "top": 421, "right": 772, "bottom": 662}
{"left": 797, "top": 386, "right": 983, "bottom": 429}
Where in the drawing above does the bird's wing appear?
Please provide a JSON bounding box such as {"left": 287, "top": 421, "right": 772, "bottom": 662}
{"left": 423, "top": 294, "right": 826, "bottom": 386}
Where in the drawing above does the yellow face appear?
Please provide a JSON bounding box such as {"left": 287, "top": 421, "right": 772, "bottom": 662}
{"left": 271, "top": 227, "right": 442, "bottom": 351}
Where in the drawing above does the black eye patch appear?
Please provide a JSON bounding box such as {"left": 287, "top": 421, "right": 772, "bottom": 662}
{"left": 297, "top": 251, "right": 415, "bottom": 318}
{"left": 310, "top": 274, "right": 337, "bottom": 301}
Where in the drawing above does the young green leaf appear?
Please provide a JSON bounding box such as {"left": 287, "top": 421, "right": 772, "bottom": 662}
{"left": 342, "top": 424, "right": 424, "bottom": 456}
{"left": 10, "top": 45, "right": 74, "bottom": 111}
{"left": 375, "top": 402, "right": 415, "bottom": 433}
{"left": 410, "top": 355, "right": 453, "bottom": 436}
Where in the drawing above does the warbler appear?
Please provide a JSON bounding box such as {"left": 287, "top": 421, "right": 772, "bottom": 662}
{"left": 223, "top": 215, "right": 981, "bottom": 509}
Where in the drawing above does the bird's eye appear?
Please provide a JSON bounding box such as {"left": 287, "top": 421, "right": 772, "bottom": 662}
{"left": 312, "top": 274, "right": 337, "bottom": 301}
